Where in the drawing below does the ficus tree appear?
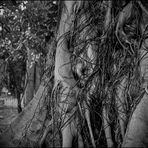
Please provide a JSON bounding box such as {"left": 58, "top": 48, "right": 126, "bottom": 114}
{"left": 1, "top": 0, "right": 148, "bottom": 148}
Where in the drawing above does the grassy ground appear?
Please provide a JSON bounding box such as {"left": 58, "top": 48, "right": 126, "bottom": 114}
{"left": 0, "top": 95, "right": 18, "bottom": 134}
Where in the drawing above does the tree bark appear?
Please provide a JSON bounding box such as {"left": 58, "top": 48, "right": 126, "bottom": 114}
{"left": 122, "top": 4, "right": 148, "bottom": 147}
{"left": 34, "top": 58, "right": 41, "bottom": 93}
{"left": 16, "top": 89, "right": 22, "bottom": 113}
{"left": 116, "top": 77, "right": 127, "bottom": 139}
{"left": 0, "top": 59, "right": 5, "bottom": 95}
{"left": 54, "top": 1, "right": 84, "bottom": 147}
{"left": 24, "top": 49, "right": 35, "bottom": 106}
{"left": 122, "top": 93, "right": 148, "bottom": 147}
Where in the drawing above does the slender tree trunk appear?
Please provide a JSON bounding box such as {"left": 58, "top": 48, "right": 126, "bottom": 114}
{"left": 16, "top": 89, "right": 22, "bottom": 113}
{"left": 24, "top": 49, "right": 35, "bottom": 106}
{"left": 0, "top": 59, "right": 6, "bottom": 95}
{"left": 34, "top": 59, "right": 41, "bottom": 93}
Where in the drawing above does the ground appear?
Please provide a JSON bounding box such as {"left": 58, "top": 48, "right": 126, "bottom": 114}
{"left": 0, "top": 95, "right": 18, "bottom": 134}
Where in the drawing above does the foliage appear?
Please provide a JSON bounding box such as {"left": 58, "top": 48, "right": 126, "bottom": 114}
{"left": 0, "top": 0, "right": 58, "bottom": 92}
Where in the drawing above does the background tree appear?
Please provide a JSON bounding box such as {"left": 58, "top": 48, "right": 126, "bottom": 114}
{"left": 0, "top": 0, "right": 58, "bottom": 147}
{"left": 0, "top": 0, "right": 57, "bottom": 110}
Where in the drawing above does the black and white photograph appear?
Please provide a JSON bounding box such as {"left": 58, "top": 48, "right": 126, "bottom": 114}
{"left": 0, "top": 0, "right": 148, "bottom": 147}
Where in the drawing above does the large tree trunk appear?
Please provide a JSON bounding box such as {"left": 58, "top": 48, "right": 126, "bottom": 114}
{"left": 122, "top": 3, "right": 148, "bottom": 147}
{"left": 54, "top": 1, "right": 84, "bottom": 147}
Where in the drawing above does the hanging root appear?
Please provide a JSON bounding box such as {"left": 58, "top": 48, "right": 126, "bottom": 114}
{"left": 115, "top": 1, "right": 133, "bottom": 49}
{"left": 57, "top": 83, "right": 84, "bottom": 148}
{"left": 62, "top": 117, "right": 75, "bottom": 147}
{"left": 116, "top": 77, "right": 127, "bottom": 139}
{"left": 83, "top": 100, "right": 96, "bottom": 148}
{"left": 61, "top": 103, "right": 77, "bottom": 147}
{"left": 61, "top": 106, "right": 84, "bottom": 148}
{"left": 103, "top": 107, "right": 114, "bottom": 148}
{"left": 39, "top": 119, "right": 53, "bottom": 148}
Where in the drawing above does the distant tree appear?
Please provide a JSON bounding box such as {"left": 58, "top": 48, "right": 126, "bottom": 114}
{"left": 0, "top": 0, "right": 57, "bottom": 110}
